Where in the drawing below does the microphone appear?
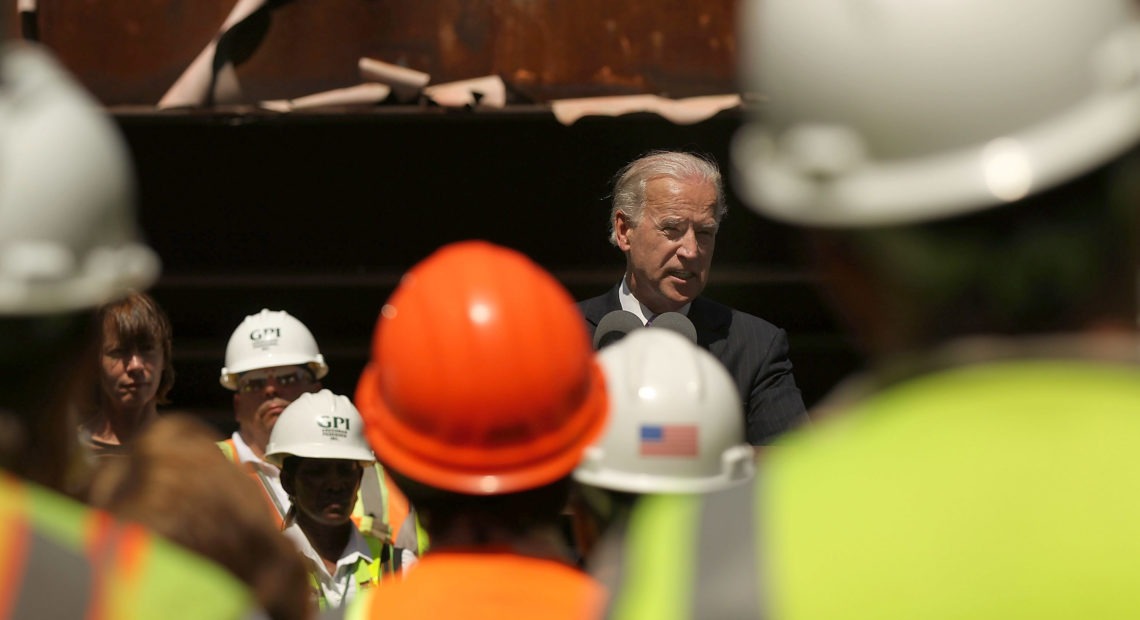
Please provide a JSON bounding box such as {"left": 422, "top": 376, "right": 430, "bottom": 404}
{"left": 648, "top": 312, "right": 698, "bottom": 344}
{"left": 593, "top": 310, "right": 644, "bottom": 349}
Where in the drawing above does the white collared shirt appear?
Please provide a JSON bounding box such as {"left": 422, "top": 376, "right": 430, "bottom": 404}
{"left": 283, "top": 523, "right": 375, "bottom": 609}
{"left": 230, "top": 431, "right": 292, "bottom": 517}
{"left": 618, "top": 276, "right": 692, "bottom": 324}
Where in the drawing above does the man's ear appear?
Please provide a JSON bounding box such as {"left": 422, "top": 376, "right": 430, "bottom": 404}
{"left": 614, "top": 213, "right": 634, "bottom": 251}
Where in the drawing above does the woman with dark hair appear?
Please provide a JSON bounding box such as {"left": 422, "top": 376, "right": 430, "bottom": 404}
{"left": 80, "top": 290, "right": 175, "bottom": 457}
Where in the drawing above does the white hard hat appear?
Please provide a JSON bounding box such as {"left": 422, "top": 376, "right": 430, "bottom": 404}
{"left": 264, "top": 390, "right": 375, "bottom": 466}
{"left": 219, "top": 309, "right": 329, "bottom": 389}
{"left": 734, "top": 0, "right": 1140, "bottom": 227}
{"left": 574, "top": 329, "right": 754, "bottom": 494}
{"left": 0, "top": 45, "right": 160, "bottom": 314}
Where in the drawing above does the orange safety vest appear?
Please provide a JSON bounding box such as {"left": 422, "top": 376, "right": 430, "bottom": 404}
{"left": 218, "top": 438, "right": 287, "bottom": 528}
{"left": 218, "top": 438, "right": 420, "bottom": 551}
{"left": 0, "top": 470, "right": 253, "bottom": 619}
{"left": 344, "top": 551, "right": 607, "bottom": 620}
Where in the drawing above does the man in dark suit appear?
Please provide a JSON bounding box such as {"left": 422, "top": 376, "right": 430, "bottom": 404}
{"left": 578, "top": 151, "right": 807, "bottom": 445}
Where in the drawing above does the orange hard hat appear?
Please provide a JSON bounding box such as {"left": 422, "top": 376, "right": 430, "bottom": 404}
{"left": 355, "top": 241, "right": 608, "bottom": 495}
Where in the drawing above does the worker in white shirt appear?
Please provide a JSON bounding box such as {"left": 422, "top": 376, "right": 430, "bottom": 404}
{"left": 265, "top": 389, "right": 404, "bottom": 610}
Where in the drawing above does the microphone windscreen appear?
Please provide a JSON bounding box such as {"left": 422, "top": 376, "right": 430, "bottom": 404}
{"left": 593, "top": 310, "right": 644, "bottom": 349}
{"left": 648, "top": 312, "right": 698, "bottom": 344}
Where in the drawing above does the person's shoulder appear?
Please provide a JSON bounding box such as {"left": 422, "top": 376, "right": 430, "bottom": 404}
{"left": 216, "top": 437, "right": 237, "bottom": 462}
{"left": 20, "top": 477, "right": 255, "bottom": 618}
{"left": 694, "top": 296, "right": 786, "bottom": 335}
{"left": 576, "top": 290, "right": 610, "bottom": 308}
{"left": 576, "top": 287, "right": 617, "bottom": 323}
{"left": 360, "top": 553, "right": 603, "bottom": 619}
{"left": 124, "top": 528, "right": 257, "bottom": 618}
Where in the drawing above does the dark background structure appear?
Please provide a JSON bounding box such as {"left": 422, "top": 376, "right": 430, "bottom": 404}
{"left": 21, "top": 1, "right": 863, "bottom": 433}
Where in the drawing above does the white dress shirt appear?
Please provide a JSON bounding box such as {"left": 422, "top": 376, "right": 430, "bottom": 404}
{"left": 618, "top": 275, "right": 692, "bottom": 324}
{"left": 230, "top": 431, "right": 292, "bottom": 518}
{"left": 283, "top": 523, "right": 375, "bottom": 609}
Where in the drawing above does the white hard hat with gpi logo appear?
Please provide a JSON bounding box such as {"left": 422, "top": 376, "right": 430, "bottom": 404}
{"left": 219, "top": 308, "right": 328, "bottom": 389}
{"left": 264, "top": 390, "right": 375, "bottom": 466}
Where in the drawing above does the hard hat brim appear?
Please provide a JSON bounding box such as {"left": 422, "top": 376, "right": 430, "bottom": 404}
{"left": 263, "top": 446, "right": 375, "bottom": 468}
{"left": 219, "top": 356, "right": 329, "bottom": 390}
{"left": 573, "top": 444, "right": 756, "bottom": 494}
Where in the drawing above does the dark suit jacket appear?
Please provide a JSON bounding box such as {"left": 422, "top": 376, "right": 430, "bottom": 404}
{"left": 578, "top": 286, "right": 807, "bottom": 445}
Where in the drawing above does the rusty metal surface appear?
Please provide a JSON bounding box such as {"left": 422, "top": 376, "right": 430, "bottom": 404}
{"left": 28, "top": 0, "right": 736, "bottom": 105}
{"left": 32, "top": 1, "right": 231, "bottom": 104}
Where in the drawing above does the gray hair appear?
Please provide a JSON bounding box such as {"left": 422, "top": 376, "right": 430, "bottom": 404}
{"left": 609, "top": 151, "right": 727, "bottom": 246}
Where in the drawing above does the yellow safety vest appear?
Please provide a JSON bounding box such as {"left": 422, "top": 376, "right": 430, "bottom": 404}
{"left": 0, "top": 470, "right": 254, "bottom": 619}
{"left": 609, "top": 360, "right": 1140, "bottom": 619}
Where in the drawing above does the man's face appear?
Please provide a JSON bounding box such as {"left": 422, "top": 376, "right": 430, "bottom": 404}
{"left": 233, "top": 365, "right": 320, "bottom": 455}
{"left": 615, "top": 176, "right": 719, "bottom": 314}
{"left": 284, "top": 458, "right": 364, "bottom": 527}
{"left": 100, "top": 325, "right": 163, "bottom": 416}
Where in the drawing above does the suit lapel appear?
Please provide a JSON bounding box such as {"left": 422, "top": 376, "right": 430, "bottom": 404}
{"left": 688, "top": 297, "right": 731, "bottom": 357}
{"left": 582, "top": 284, "right": 622, "bottom": 327}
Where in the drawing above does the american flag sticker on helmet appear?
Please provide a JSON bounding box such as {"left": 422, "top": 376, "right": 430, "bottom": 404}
{"left": 639, "top": 424, "right": 698, "bottom": 457}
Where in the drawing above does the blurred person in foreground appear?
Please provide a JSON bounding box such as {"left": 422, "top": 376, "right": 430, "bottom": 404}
{"left": 80, "top": 290, "right": 175, "bottom": 457}
{"left": 265, "top": 390, "right": 405, "bottom": 611}
{"left": 578, "top": 151, "right": 807, "bottom": 445}
{"left": 603, "top": 0, "right": 1140, "bottom": 618}
{"left": 0, "top": 30, "right": 255, "bottom": 618}
{"left": 335, "top": 241, "right": 609, "bottom": 619}
{"left": 89, "top": 415, "right": 311, "bottom": 620}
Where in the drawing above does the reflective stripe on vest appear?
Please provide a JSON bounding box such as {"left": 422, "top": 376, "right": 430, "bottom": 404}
{"left": 217, "top": 439, "right": 288, "bottom": 527}
{"left": 85, "top": 509, "right": 154, "bottom": 619}
{"left": 218, "top": 438, "right": 239, "bottom": 464}
{"left": 11, "top": 529, "right": 94, "bottom": 618}
{"left": 0, "top": 474, "right": 93, "bottom": 618}
{"left": 353, "top": 464, "right": 390, "bottom": 540}
{"left": 361, "top": 529, "right": 401, "bottom": 582}
{"left": 691, "top": 481, "right": 765, "bottom": 619}
{"left": 0, "top": 474, "right": 30, "bottom": 617}
{"left": 255, "top": 469, "right": 289, "bottom": 523}
{"left": 353, "top": 464, "right": 429, "bottom": 556}
{"left": 604, "top": 482, "right": 766, "bottom": 620}
{"left": 399, "top": 510, "right": 431, "bottom": 557}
